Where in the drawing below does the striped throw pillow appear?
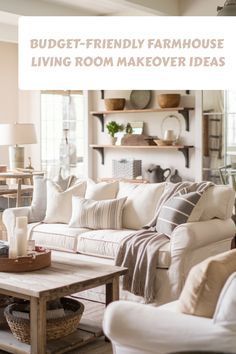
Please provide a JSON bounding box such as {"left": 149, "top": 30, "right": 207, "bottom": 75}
{"left": 69, "top": 196, "right": 127, "bottom": 230}
{"left": 156, "top": 191, "right": 202, "bottom": 237}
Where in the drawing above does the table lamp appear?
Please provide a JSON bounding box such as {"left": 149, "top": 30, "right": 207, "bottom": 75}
{"left": 217, "top": 0, "right": 236, "bottom": 15}
{"left": 0, "top": 123, "right": 37, "bottom": 170}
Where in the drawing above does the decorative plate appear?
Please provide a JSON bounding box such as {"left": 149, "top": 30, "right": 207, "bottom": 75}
{"left": 130, "top": 90, "right": 152, "bottom": 109}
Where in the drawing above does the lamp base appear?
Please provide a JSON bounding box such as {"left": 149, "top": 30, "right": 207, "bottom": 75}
{"left": 9, "top": 146, "right": 24, "bottom": 170}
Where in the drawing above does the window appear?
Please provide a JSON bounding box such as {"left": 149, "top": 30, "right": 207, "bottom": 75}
{"left": 41, "top": 91, "right": 85, "bottom": 177}
{"left": 226, "top": 90, "right": 236, "bottom": 148}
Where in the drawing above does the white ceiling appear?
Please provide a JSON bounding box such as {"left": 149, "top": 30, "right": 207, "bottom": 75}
{"left": 0, "top": 0, "right": 181, "bottom": 42}
{"left": 42, "top": 0, "right": 180, "bottom": 15}
{"left": 43, "top": 0, "right": 135, "bottom": 15}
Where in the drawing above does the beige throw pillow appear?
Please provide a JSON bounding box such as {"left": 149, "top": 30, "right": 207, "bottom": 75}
{"left": 44, "top": 180, "right": 86, "bottom": 224}
{"left": 85, "top": 180, "right": 119, "bottom": 200}
{"left": 69, "top": 196, "right": 127, "bottom": 229}
{"left": 117, "top": 182, "right": 166, "bottom": 230}
{"left": 179, "top": 249, "right": 236, "bottom": 318}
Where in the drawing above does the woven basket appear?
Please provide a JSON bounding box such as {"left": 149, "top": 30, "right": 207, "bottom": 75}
{"left": 0, "top": 295, "right": 13, "bottom": 326}
{"left": 112, "top": 159, "right": 142, "bottom": 179}
{"left": 104, "top": 98, "right": 126, "bottom": 110}
{"left": 4, "top": 297, "right": 84, "bottom": 344}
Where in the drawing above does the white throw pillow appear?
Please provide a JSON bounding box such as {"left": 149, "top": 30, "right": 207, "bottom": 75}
{"left": 117, "top": 182, "right": 166, "bottom": 230}
{"left": 85, "top": 180, "right": 119, "bottom": 200}
{"left": 69, "top": 196, "right": 127, "bottom": 229}
{"left": 189, "top": 185, "right": 235, "bottom": 222}
{"left": 213, "top": 272, "right": 236, "bottom": 329}
{"left": 29, "top": 175, "right": 47, "bottom": 222}
{"left": 44, "top": 180, "right": 86, "bottom": 224}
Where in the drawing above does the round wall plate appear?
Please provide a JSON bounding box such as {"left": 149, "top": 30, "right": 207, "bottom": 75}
{"left": 130, "top": 90, "right": 152, "bottom": 109}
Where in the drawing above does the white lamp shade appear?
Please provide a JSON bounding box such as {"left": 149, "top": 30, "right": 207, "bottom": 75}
{"left": 0, "top": 123, "right": 37, "bottom": 145}
{"left": 217, "top": 0, "right": 236, "bottom": 15}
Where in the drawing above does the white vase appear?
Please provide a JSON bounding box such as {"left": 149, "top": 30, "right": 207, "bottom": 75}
{"left": 110, "top": 136, "right": 117, "bottom": 145}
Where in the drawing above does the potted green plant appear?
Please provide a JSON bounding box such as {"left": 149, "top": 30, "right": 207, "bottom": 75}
{"left": 106, "top": 121, "right": 124, "bottom": 145}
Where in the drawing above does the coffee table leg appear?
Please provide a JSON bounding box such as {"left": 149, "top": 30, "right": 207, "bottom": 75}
{"left": 106, "top": 276, "right": 119, "bottom": 306}
{"left": 30, "top": 297, "right": 46, "bottom": 354}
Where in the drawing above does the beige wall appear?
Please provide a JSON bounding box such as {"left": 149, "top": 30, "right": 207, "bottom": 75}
{"left": 180, "top": 0, "right": 220, "bottom": 16}
{"left": 0, "top": 41, "right": 18, "bottom": 165}
{"left": 18, "top": 90, "right": 41, "bottom": 169}
{"left": 0, "top": 41, "right": 41, "bottom": 168}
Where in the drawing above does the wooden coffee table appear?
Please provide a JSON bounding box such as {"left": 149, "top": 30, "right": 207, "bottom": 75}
{"left": 0, "top": 254, "right": 127, "bottom": 354}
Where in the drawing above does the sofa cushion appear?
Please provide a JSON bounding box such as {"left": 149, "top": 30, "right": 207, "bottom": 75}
{"left": 178, "top": 249, "right": 236, "bottom": 318}
{"left": 29, "top": 223, "right": 89, "bottom": 252}
{"left": 69, "top": 197, "right": 127, "bottom": 230}
{"left": 117, "top": 182, "right": 166, "bottom": 230}
{"left": 44, "top": 180, "right": 86, "bottom": 224}
{"left": 77, "top": 229, "right": 171, "bottom": 268}
{"left": 189, "top": 185, "right": 235, "bottom": 222}
{"left": 30, "top": 224, "right": 171, "bottom": 267}
{"left": 85, "top": 180, "right": 119, "bottom": 200}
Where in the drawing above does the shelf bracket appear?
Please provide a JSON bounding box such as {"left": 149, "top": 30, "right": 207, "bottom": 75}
{"left": 185, "top": 90, "right": 190, "bottom": 95}
{"left": 178, "top": 146, "right": 191, "bottom": 168}
{"left": 101, "top": 90, "right": 105, "bottom": 99}
{"left": 179, "top": 108, "right": 190, "bottom": 132}
{"left": 93, "top": 113, "right": 105, "bottom": 132}
{"left": 93, "top": 147, "right": 104, "bottom": 165}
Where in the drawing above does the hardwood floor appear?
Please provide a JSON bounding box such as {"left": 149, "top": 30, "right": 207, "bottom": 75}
{"left": 68, "top": 337, "right": 112, "bottom": 354}
{"left": 67, "top": 298, "right": 113, "bottom": 354}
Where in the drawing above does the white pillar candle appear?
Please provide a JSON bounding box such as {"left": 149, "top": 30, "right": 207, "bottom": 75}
{"left": 15, "top": 216, "right": 28, "bottom": 257}
{"left": 9, "top": 235, "right": 17, "bottom": 259}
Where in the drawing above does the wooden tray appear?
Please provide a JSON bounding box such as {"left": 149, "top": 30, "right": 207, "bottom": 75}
{"left": 0, "top": 250, "right": 51, "bottom": 272}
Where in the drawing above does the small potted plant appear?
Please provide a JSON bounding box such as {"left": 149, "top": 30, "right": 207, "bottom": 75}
{"left": 106, "top": 121, "right": 124, "bottom": 145}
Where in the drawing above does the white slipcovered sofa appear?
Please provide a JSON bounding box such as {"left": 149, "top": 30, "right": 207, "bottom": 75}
{"left": 2, "top": 179, "right": 236, "bottom": 305}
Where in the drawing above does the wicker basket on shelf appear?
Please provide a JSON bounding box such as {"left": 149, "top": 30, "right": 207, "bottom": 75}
{"left": 104, "top": 98, "right": 126, "bottom": 110}
{"left": 112, "top": 159, "right": 142, "bottom": 179}
{"left": 4, "top": 297, "right": 84, "bottom": 344}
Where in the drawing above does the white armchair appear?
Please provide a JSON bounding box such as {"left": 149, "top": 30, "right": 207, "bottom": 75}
{"left": 103, "top": 272, "right": 236, "bottom": 354}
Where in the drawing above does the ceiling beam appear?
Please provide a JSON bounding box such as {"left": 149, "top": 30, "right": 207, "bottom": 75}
{"left": 0, "top": 0, "right": 94, "bottom": 16}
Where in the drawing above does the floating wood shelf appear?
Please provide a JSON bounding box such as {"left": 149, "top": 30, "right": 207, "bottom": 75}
{"left": 100, "top": 90, "right": 191, "bottom": 99}
{"left": 91, "top": 107, "right": 194, "bottom": 132}
{"left": 90, "top": 144, "right": 194, "bottom": 168}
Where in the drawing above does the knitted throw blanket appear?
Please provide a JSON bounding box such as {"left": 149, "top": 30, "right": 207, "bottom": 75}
{"left": 115, "top": 181, "right": 213, "bottom": 303}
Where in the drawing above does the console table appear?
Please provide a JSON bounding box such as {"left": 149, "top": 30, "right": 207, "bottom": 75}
{"left": 0, "top": 172, "right": 34, "bottom": 207}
